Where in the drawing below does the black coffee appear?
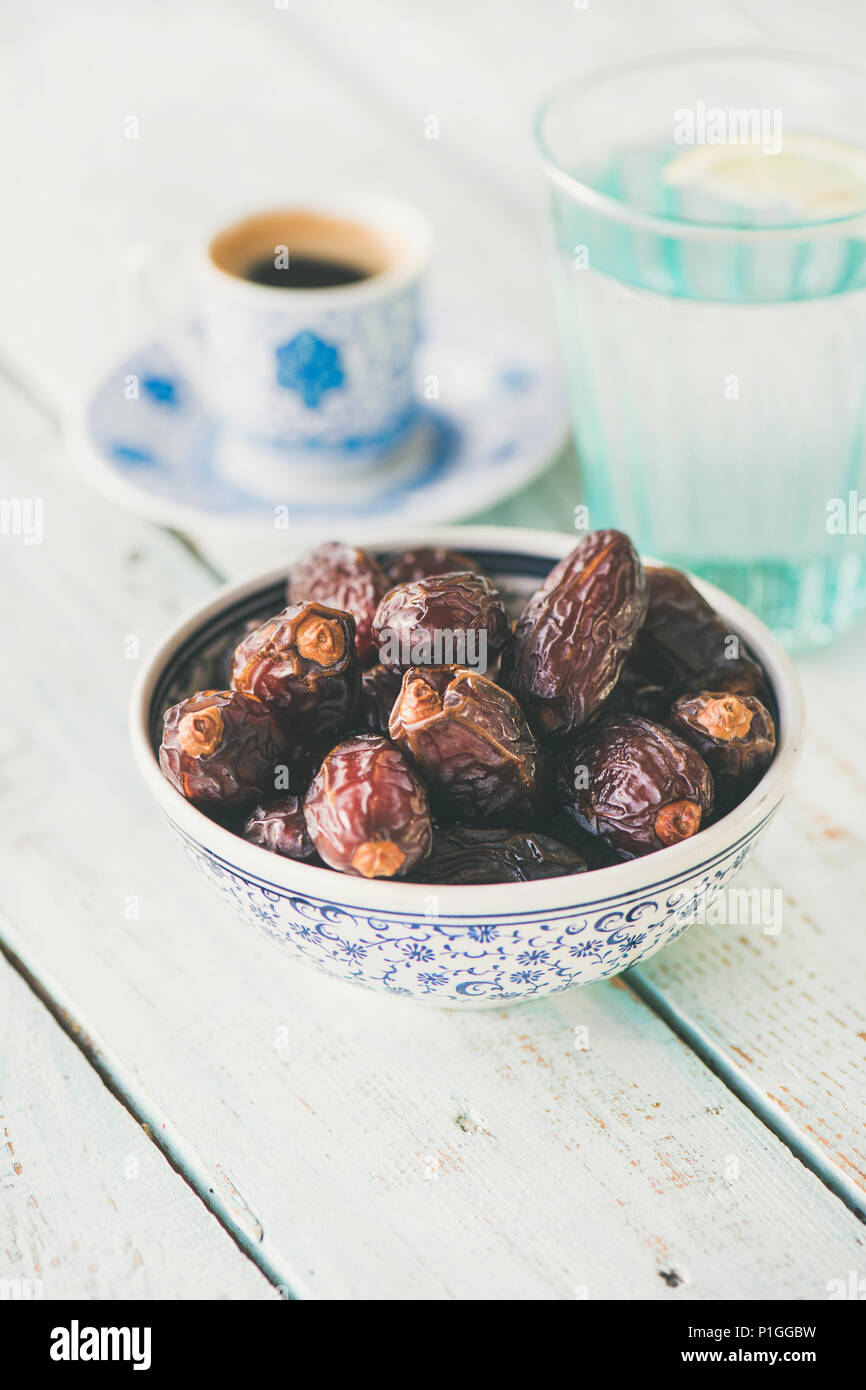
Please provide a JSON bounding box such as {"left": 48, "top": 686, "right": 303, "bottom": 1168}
{"left": 243, "top": 252, "right": 372, "bottom": 290}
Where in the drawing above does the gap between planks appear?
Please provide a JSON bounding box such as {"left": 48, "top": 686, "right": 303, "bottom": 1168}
{"left": 0, "top": 359, "right": 297, "bottom": 1296}
{"left": 625, "top": 969, "right": 866, "bottom": 1226}
{"left": 0, "top": 916, "right": 302, "bottom": 1300}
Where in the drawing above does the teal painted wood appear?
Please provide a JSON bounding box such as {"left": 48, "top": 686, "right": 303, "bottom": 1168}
{"left": 2, "top": 375, "right": 865, "bottom": 1299}
{"left": 0, "top": 953, "right": 277, "bottom": 1300}
{"left": 469, "top": 445, "right": 581, "bottom": 533}
{"left": 2, "top": 0, "right": 866, "bottom": 1299}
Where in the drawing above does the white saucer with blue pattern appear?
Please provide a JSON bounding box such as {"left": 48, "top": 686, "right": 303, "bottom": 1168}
{"left": 76, "top": 315, "right": 567, "bottom": 538}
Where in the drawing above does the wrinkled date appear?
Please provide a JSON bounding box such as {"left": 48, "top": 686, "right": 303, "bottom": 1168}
{"left": 242, "top": 796, "right": 317, "bottom": 861}
{"left": 562, "top": 715, "right": 714, "bottom": 858}
{"left": 668, "top": 691, "right": 776, "bottom": 786}
{"left": 231, "top": 601, "right": 359, "bottom": 756}
{"left": 372, "top": 572, "right": 510, "bottom": 674}
{"left": 288, "top": 541, "right": 389, "bottom": 666}
{"left": 356, "top": 663, "right": 403, "bottom": 736}
{"left": 503, "top": 529, "right": 648, "bottom": 738}
{"left": 636, "top": 566, "right": 766, "bottom": 699}
{"left": 389, "top": 665, "right": 544, "bottom": 825}
{"left": 159, "top": 529, "right": 778, "bottom": 882}
{"left": 303, "top": 735, "right": 432, "bottom": 878}
{"left": 542, "top": 808, "right": 625, "bottom": 870}
{"left": 597, "top": 635, "right": 672, "bottom": 723}
{"left": 159, "top": 689, "right": 284, "bottom": 808}
{"left": 220, "top": 617, "right": 261, "bottom": 688}
{"left": 410, "top": 824, "right": 586, "bottom": 884}
{"left": 382, "top": 545, "right": 482, "bottom": 586}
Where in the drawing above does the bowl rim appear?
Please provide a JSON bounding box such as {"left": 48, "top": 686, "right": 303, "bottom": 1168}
{"left": 129, "top": 524, "right": 806, "bottom": 913}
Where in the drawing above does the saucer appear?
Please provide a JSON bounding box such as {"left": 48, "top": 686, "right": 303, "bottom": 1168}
{"left": 76, "top": 315, "right": 568, "bottom": 551}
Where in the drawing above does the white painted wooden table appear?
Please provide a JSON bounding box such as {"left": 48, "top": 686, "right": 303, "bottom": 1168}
{"left": 1, "top": 0, "right": 865, "bottom": 1301}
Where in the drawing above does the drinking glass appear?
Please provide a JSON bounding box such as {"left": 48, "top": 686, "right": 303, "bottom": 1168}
{"left": 535, "top": 49, "right": 866, "bottom": 651}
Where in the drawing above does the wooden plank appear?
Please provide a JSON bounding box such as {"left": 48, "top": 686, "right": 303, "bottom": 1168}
{"left": 281, "top": 0, "right": 866, "bottom": 219}
{"left": 632, "top": 638, "right": 866, "bottom": 1206}
{"left": 267, "top": 0, "right": 761, "bottom": 221}
{"left": 10, "top": 917, "right": 866, "bottom": 1301}
{"left": 1, "top": 381, "right": 865, "bottom": 1298}
{"left": 0, "top": 953, "right": 277, "bottom": 1300}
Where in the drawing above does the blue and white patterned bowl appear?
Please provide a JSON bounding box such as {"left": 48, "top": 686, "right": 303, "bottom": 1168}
{"left": 130, "top": 526, "right": 805, "bottom": 1008}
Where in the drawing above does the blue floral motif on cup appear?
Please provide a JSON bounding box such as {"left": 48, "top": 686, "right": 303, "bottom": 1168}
{"left": 275, "top": 331, "right": 345, "bottom": 407}
{"left": 142, "top": 376, "right": 180, "bottom": 407}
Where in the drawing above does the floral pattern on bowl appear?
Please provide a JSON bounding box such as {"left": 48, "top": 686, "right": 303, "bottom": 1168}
{"left": 170, "top": 817, "right": 772, "bottom": 1004}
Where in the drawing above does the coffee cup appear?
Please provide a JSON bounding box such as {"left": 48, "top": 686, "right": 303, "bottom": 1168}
{"left": 135, "top": 196, "right": 432, "bottom": 459}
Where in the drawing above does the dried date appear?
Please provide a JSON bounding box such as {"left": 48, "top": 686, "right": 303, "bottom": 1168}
{"left": 667, "top": 691, "right": 776, "bottom": 787}
{"left": 562, "top": 715, "right": 714, "bottom": 858}
{"left": 382, "top": 545, "right": 482, "bottom": 586}
{"left": 543, "top": 809, "right": 625, "bottom": 870}
{"left": 636, "top": 566, "right": 766, "bottom": 699}
{"left": 502, "top": 529, "right": 648, "bottom": 738}
{"left": 597, "top": 634, "right": 672, "bottom": 723}
{"left": 287, "top": 541, "right": 389, "bottom": 665}
{"left": 389, "top": 665, "right": 544, "bottom": 825}
{"left": 356, "top": 663, "right": 403, "bottom": 735}
{"left": 169, "top": 530, "right": 771, "bottom": 884}
{"left": 410, "top": 824, "right": 586, "bottom": 884}
{"left": 303, "top": 735, "right": 432, "bottom": 878}
{"left": 159, "top": 689, "right": 284, "bottom": 808}
{"left": 372, "top": 572, "right": 510, "bottom": 674}
{"left": 230, "top": 601, "right": 359, "bottom": 756}
{"left": 242, "top": 796, "right": 317, "bottom": 861}
{"left": 220, "top": 617, "right": 262, "bottom": 688}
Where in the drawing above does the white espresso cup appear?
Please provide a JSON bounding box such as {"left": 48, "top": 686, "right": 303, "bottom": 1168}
{"left": 157, "top": 196, "right": 432, "bottom": 458}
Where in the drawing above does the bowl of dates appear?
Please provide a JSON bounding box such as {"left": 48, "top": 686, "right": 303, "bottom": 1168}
{"left": 131, "top": 526, "right": 804, "bottom": 1007}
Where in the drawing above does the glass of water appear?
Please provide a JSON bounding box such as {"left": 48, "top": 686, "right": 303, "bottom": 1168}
{"left": 535, "top": 49, "right": 866, "bottom": 651}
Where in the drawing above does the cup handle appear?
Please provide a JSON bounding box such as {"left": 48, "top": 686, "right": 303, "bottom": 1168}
{"left": 118, "top": 239, "right": 205, "bottom": 394}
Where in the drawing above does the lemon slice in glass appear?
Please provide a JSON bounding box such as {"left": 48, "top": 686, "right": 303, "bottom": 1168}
{"left": 663, "top": 135, "right": 866, "bottom": 218}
